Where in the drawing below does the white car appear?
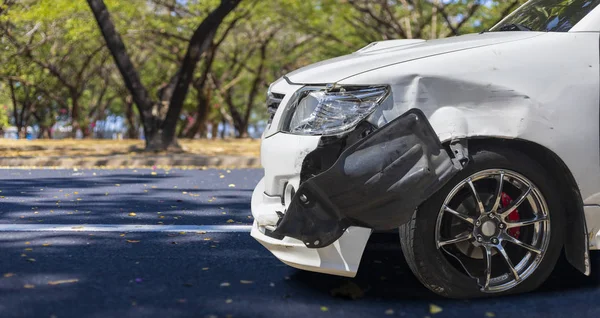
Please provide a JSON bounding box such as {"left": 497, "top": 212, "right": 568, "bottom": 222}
{"left": 251, "top": 0, "right": 600, "bottom": 298}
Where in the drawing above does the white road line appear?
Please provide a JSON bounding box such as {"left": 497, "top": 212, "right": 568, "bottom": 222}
{"left": 0, "top": 224, "right": 252, "bottom": 233}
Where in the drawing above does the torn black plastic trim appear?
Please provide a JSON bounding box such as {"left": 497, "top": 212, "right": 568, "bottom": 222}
{"left": 271, "top": 109, "right": 461, "bottom": 248}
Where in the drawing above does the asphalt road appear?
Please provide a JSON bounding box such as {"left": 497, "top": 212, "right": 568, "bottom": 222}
{"left": 0, "top": 168, "right": 599, "bottom": 318}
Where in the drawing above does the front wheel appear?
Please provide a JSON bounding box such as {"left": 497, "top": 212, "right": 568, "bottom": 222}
{"left": 399, "top": 145, "right": 564, "bottom": 298}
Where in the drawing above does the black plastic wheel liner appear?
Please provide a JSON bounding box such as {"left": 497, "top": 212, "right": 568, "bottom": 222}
{"left": 271, "top": 109, "right": 461, "bottom": 248}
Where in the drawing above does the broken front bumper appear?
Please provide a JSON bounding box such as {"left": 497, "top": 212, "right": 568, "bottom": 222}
{"left": 252, "top": 109, "right": 459, "bottom": 276}
{"left": 272, "top": 109, "right": 459, "bottom": 247}
{"left": 251, "top": 178, "right": 372, "bottom": 277}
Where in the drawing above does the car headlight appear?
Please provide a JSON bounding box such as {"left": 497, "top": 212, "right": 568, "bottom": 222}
{"left": 280, "top": 85, "right": 390, "bottom": 135}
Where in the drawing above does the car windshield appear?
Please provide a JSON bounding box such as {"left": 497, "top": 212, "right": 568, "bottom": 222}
{"left": 490, "top": 0, "right": 600, "bottom": 32}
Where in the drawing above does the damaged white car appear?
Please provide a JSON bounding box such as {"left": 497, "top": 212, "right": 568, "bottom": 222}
{"left": 251, "top": 0, "right": 600, "bottom": 298}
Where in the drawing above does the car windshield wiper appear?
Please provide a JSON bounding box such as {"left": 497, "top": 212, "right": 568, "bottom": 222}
{"left": 496, "top": 23, "right": 532, "bottom": 31}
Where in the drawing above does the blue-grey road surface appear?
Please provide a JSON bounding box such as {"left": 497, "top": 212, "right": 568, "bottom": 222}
{"left": 0, "top": 169, "right": 598, "bottom": 318}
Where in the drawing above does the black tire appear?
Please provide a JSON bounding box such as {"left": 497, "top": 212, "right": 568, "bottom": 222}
{"left": 399, "top": 145, "right": 565, "bottom": 298}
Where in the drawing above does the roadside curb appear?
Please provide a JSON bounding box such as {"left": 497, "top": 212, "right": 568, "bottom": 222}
{"left": 0, "top": 154, "right": 261, "bottom": 169}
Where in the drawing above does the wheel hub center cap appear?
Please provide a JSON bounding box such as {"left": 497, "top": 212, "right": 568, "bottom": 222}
{"left": 481, "top": 220, "right": 497, "bottom": 236}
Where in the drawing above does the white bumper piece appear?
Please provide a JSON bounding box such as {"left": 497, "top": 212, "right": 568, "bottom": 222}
{"left": 251, "top": 178, "right": 372, "bottom": 277}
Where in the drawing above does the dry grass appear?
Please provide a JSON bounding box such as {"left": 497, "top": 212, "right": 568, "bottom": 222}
{"left": 0, "top": 138, "right": 261, "bottom": 158}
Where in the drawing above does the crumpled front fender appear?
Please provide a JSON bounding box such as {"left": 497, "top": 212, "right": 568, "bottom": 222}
{"left": 272, "top": 109, "right": 460, "bottom": 248}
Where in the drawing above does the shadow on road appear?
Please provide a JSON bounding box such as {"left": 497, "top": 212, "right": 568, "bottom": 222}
{"left": 0, "top": 170, "right": 257, "bottom": 225}
{"left": 287, "top": 232, "right": 600, "bottom": 302}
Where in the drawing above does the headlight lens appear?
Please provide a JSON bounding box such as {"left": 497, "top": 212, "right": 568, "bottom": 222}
{"left": 282, "top": 86, "right": 390, "bottom": 135}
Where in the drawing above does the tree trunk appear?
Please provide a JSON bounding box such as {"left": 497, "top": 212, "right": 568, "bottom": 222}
{"left": 125, "top": 96, "right": 137, "bottom": 139}
{"left": 87, "top": 0, "right": 240, "bottom": 151}
{"left": 70, "top": 89, "right": 81, "bottom": 138}
{"left": 241, "top": 34, "right": 273, "bottom": 138}
{"left": 161, "top": 0, "right": 241, "bottom": 147}
{"left": 87, "top": 0, "right": 158, "bottom": 147}
{"left": 8, "top": 80, "right": 22, "bottom": 137}
{"left": 211, "top": 121, "right": 219, "bottom": 139}
{"left": 184, "top": 88, "right": 211, "bottom": 138}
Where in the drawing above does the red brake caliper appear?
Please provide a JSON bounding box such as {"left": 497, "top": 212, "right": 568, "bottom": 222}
{"left": 501, "top": 193, "right": 520, "bottom": 239}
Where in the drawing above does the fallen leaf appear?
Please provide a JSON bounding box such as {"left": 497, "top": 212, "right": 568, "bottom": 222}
{"left": 42, "top": 243, "right": 51, "bottom": 247}
{"left": 240, "top": 280, "right": 253, "bottom": 284}
{"left": 24, "top": 248, "right": 33, "bottom": 251}
{"left": 203, "top": 238, "right": 211, "bottom": 241}
{"left": 226, "top": 219, "right": 235, "bottom": 223}
{"left": 485, "top": 313, "right": 496, "bottom": 318}
{"left": 3, "top": 273, "right": 14, "bottom": 278}
{"left": 126, "top": 240, "right": 140, "bottom": 243}
{"left": 384, "top": 309, "right": 394, "bottom": 315}
{"left": 197, "top": 231, "right": 207, "bottom": 234}
{"left": 225, "top": 299, "right": 233, "bottom": 304}
{"left": 26, "top": 258, "right": 36, "bottom": 262}
{"left": 320, "top": 306, "right": 329, "bottom": 312}
{"left": 71, "top": 226, "right": 84, "bottom": 229}
{"left": 120, "top": 234, "right": 126, "bottom": 237}
{"left": 151, "top": 172, "right": 157, "bottom": 176}
{"left": 430, "top": 304, "right": 443, "bottom": 315}
{"left": 202, "top": 267, "right": 209, "bottom": 271}
{"left": 128, "top": 212, "right": 137, "bottom": 217}
{"left": 219, "top": 175, "right": 225, "bottom": 179}
{"left": 48, "top": 279, "right": 79, "bottom": 285}
{"left": 179, "top": 232, "right": 186, "bottom": 235}
{"left": 228, "top": 184, "right": 235, "bottom": 188}
{"left": 177, "top": 299, "right": 187, "bottom": 304}
{"left": 25, "top": 242, "right": 31, "bottom": 245}
{"left": 220, "top": 282, "right": 230, "bottom": 287}
{"left": 24, "top": 284, "right": 35, "bottom": 289}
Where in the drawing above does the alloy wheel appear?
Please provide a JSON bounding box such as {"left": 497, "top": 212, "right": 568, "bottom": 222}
{"left": 434, "top": 169, "right": 551, "bottom": 293}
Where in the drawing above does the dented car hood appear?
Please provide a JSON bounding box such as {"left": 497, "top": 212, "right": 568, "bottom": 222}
{"left": 285, "top": 32, "right": 542, "bottom": 84}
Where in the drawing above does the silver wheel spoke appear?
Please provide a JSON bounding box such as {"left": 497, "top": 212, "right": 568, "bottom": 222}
{"left": 436, "top": 170, "right": 550, "bottom": 293}
{"left": 467, "top": 179, "right": 485, "bottom": 215}
{"left": 443, "top": 205, "right": 475, "bottom": 225}
{"left": 506, "top": 216, "right": 548, "bottom": 229}
{"left": 497, "top": 244, "right": 520, "bottom": 282}
{"left": 500, "top": 185, "right": 532, "bottom": 219}
{"left": 491, "top": 172, "right": 505, "bottom": 213}
{"left": 438, "top": 232, "right": 473, "bottom": 248}
{"left": 483, "top": 245, "right": 493, "bottom": 290}
{"left": 503, "top": 234, "right": 542, "bottom": 254}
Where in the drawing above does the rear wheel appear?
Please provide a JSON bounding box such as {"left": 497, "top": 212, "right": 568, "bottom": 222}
{"left": 399, "top": 146, "right": 564, "bottom": 298}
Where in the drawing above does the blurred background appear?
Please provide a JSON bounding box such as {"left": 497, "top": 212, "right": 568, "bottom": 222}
{"left": 0, "top": 0, "right": 525, "bottom": 158}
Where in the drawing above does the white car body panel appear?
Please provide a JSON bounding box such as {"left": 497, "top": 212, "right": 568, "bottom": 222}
{"left": 253, "top": 5, "right": 600, "bottom": 277}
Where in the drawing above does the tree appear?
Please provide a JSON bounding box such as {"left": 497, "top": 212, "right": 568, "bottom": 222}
{"left": 0, "top": 0, "right": 116, "bottom": 137}
{"left": 87, "top": 0, "right": 241, "bottom": 150}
